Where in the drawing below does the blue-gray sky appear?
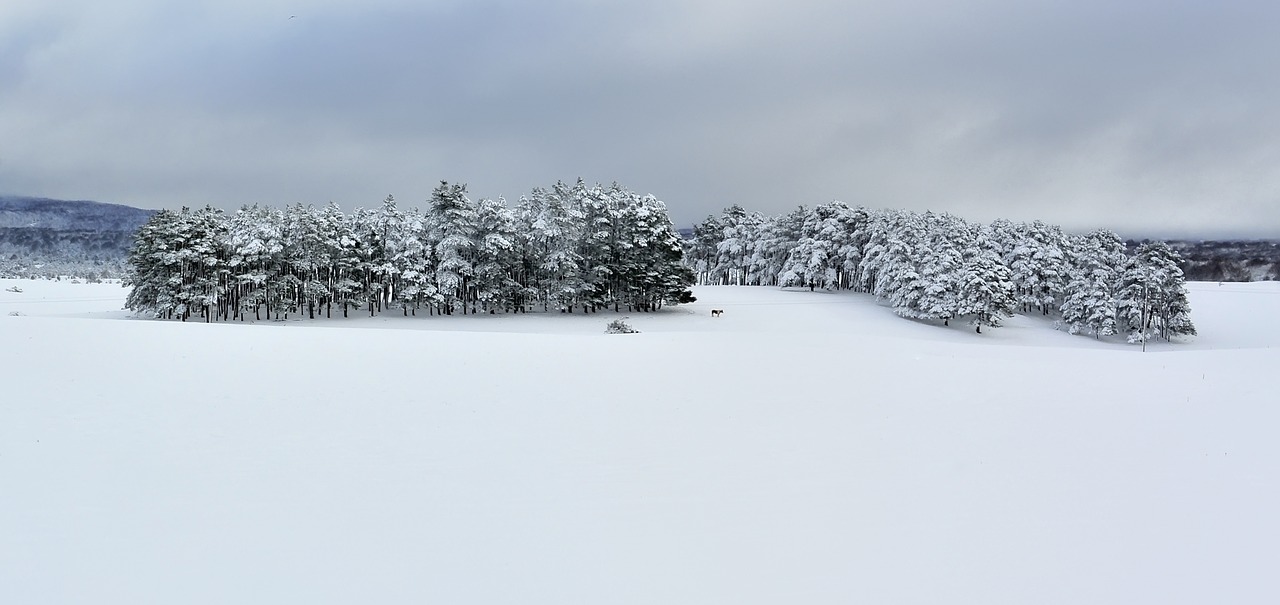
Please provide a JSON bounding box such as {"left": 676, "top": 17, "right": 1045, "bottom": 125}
{"left": 2, "top": 0, "right": 1279, "bottom": 237}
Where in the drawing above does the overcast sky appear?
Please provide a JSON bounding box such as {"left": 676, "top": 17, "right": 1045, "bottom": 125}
{"left": 2, "top": 0, "right": 1278, "bottom": 237}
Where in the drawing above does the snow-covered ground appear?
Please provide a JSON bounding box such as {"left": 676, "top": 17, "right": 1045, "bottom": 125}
{"left": 2, "top": 278, "right": 1278, "bottom": 604}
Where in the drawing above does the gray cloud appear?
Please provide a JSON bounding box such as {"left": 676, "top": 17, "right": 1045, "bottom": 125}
{"left": 2, "top": 0, "right": 1279, "bottom": 238}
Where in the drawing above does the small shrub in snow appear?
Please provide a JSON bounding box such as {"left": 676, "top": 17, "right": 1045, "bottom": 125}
{"left": 605, "top": 317, "right": 639, "bottom": 334}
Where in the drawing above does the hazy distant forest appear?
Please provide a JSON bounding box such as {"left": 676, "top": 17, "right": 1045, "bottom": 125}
{"left": 684, "top": 203, "right": 1196, "bottom": 342}
{"left": 0, "top": 196, "right": 154, "bottom": 280}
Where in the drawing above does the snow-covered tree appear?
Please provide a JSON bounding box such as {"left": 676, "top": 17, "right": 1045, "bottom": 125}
{"left": 956, "top": 225, "right": 1016, "bottom": 333}
{"left": 914, "top": 212, "right": 968, "bottom": 325}
{"left": 780, "top": 202, "right": 863, "bottom": 291}
{"left": 1116, "top": 241, "right": 1196, "bottom": 342}
{"left": 125, "top": 208, "right": 183, "bottom": 318}
{"left": 125, "top": 206, "right": 229, "bottom": 322}
{"left": 428, "top": 181, "right": 478, "bottom": 314}
{"left": 614, "top": 189, "right": 695, "bottom": 310}
{"left": 1003, "top": 221, "right": 1070, "bottom": 315}
{"left": 390, "top": 207, "right": 436, "bottom": 315}
{"left": 671, "top": 199, "right": 1192, "bottom": 342}
{"left": 686, "top": 213, "right": 724, "bottom": 285}
{"left": 714, "top": 205, "right": 766, "bottom": 286}
{"left": 471, "top": 196, "right": 520, "bottom": 313}
{"left": 517, "top": 182, "right": 586, "bottom": 312}
{"left": 1060, "top": 229, "right": 1125, "bottom": 338}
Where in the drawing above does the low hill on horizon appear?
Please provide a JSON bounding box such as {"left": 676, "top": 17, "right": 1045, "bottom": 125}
{"left": 0, "top": 196, "right": 157, "bottom": 279}
{"left": 0, "top": 195, "right": 156, "bottom": 231}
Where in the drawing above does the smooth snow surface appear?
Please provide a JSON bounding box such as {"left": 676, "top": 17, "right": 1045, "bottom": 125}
{"left": 3, "top": 279, "right": 1278, "bottom": 604}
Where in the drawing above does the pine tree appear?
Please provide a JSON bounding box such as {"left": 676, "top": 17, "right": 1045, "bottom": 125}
{"left": 321, "top": 203, "right": 363, "bottom": 318}
{"left": 137, "top": 206, "right": 227, "bottom": 322}
{"left": 1116, "top": 241, "right": 1196, "bottom": 342}
{"left": 856, "top": 210, "right": 893, "bottom": 295}
{"left": 125, "top": 209, "right": 182, "bottom": 318}
{"left": 957, "top": 225, "right": 1015, "bottom": 333}
{"left": 828, "top": 203, "right": 871, "bottom": 291}
{"left": 1060, "top": 229, "right": 1124, "bottom": 338}
{"left": 428, "top": 181, "right": 478, "bottom": 314}
{"left": 517, "top": 182, "right": 585, "bottom": 312}
{"left": 714, "top": 205, "right": 766, "bottom": 286}
{"left": 617, "top": 189, "right": 695, "bottom": 310}
{"left": 1003, "top": 221, "right": 1070, "bottom": 315}
{"left": 915, "top": 212, "right": 967, "bottom": 325}
{"left": 471, "top": 196, "right": 519, "bottom": 313}
{"left": 868, "top": 211, "right": 926, "bottom": 316}
{"left": 575, "top": 182, "right": 619, "bottom": 312}
{"left": 780, "top": 203, "right": 856, "bottom": 291}
{"left": 391, "top": 208, "right": 435, "bottom": 315}
{"left": 687, "top": 213, "right": 724, "bottom": 285}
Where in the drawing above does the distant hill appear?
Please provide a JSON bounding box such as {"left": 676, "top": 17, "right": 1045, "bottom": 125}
{"left": 1163, "top": 239, "right": 1280, "bottom": 282}
{"left": 0, "top": 196, "right": 156, "bottom": 279}
{"left": 0, "top": 196, "right": 156, "bottom": 231}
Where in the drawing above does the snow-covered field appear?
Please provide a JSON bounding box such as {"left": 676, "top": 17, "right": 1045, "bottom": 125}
{"left": 3, "top": 278, "right": 1278, "bottom": 604}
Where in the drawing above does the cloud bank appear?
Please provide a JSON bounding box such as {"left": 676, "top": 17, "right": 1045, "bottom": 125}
{"left": 2, "top": 0, "right": 1278, "bottom": 237}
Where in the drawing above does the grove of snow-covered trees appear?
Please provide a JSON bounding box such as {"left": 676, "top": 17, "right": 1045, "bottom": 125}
{"left": 124, "top": 180, "right": 695, "bottom": 322}
{"left": 684, "top": 203, "right": 1196, "bottom": 342}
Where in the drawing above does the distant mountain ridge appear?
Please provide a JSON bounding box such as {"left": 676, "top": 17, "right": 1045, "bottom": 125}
{"left": 0, "top": 195, "right": 156, "bottom": 231}
{"left": 1162, "top": 239, "right": 1280, "bottom": 282}
{"left": 0, "top": 196, "right": 157, "bottom": 279}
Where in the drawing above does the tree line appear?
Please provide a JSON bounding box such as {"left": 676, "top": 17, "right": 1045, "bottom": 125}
{"left": 685, "top": 203, "right": 1196, "bottom": 342}
{"left": 1166, "top": 239, "right": 1280, "bottom": 282}
{"left": 124, "top": 180, "right": 695, "bottom": 322}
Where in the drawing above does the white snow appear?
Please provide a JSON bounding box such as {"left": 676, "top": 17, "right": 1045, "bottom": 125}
{"left": 2, "top": 278, "right": 1278, "bottom": 604}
